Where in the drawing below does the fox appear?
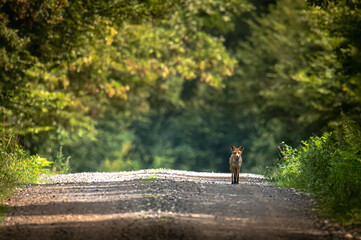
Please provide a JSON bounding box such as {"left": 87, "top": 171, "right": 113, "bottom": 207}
{"left": 229, "top": 145, "right": 244, "bottom": 184}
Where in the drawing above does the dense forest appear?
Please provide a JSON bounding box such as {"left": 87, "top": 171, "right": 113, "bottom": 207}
{"left": 1, "top": 0, "right": 361, "bottom": 224}
{"left": 1, "top": 0, "right": 360, "bottom": 173}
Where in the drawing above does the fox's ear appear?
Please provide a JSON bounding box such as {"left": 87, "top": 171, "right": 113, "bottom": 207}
{"left": 231, "top": 145, "right": 236, "bottom": 151}
{"left": 239, "top": 145, "right": 244, "bottom": 151}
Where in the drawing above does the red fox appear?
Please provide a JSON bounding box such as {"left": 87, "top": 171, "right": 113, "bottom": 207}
{"left": 229, "top": 145, "right": 244, "bottom": 184}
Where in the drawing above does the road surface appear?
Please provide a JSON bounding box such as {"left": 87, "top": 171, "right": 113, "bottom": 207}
{"left": 0, "top": 169, "right": 349, "bottom": 239}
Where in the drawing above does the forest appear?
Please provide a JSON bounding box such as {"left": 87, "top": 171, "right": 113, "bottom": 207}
{"left": 1, "top": 0, "right": 361, "bottom": 223}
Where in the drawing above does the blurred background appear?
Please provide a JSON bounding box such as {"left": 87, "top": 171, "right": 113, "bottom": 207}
{"left": 1, "top": 0, "right": 360, "bottom": 173}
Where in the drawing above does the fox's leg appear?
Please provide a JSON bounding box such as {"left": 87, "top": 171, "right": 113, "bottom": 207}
{"left": 238, "top": 168, "right": 240, "bottom": 183}
{"left": 236, "top": 168, "right": 240, "bottom": 184}
{"left": 231, "top": 172, "right": 234, "bottom": 184}
{"left": 237, "top": 168, "right": 240, "bottom": 183}
{"left": 235, "top": 171, "right": 238, "bottom": 184}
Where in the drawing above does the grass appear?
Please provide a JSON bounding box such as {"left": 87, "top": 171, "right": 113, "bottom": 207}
{"left": 141, "top": 174, "right": 159, "bottom": 182}
{"left": 150, "top": 169, "right": 164, "bottom": 174}
{"left": 140, "top": 169, "right": 168, "bottom": 182}
{"left": 52, "top": 145, "right": 71, "bottom": 174}
{"left": 0, "top": 135, "right": 52, "bottom": 222}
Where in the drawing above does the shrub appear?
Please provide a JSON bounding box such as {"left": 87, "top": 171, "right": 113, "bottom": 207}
{"left": 272, "top": 118, "right": 361, "bottom": 224}
{"left": 0, "top": 135, "right": 52, "bottom": 198}
{"left": 52, "top": 146, "right": 71, "bottom": 174}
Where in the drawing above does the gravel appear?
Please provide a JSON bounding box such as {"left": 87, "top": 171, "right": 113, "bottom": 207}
{"left": 0, "top": 169, "right": 355, "bottom": 240}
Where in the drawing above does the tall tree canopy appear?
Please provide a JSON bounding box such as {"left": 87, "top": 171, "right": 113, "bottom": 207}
{"left": 0, "top": 0, "right": 251, "bottom": 136}
{"left": 1, "top": 0, "right": 360, "bottom": 173}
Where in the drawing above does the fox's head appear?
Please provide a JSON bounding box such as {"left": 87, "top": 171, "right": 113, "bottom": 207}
{"left": 231, "top": 145, "right": 244, "bottom": 158}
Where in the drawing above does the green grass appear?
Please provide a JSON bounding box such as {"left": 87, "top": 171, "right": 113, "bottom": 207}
{"left": 141, "top": 174, "right": 159, "bottom": 182}
{"left": 52, "top": 145, "right": 71, "bottom": 174}
{"left": 270, "top": 118, "right": 361, "bottom": 225}
{"left": 0, "top": 135, "right": 52, "bottom": 220}
{"left": 140, "top": 169, "right": 168, "bottom": 182}
{"left": 150, "top": 168, "right": 164, "bottom": 174}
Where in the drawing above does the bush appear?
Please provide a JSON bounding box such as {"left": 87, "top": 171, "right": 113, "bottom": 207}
{"left": 272, "top": 118, "right": 361, "bottom": 224}
{"left": 0, "top": 135, "right": 52, "bottom": 198}
{"left": 52, "top": 146, "right": 71, "bottom": 174}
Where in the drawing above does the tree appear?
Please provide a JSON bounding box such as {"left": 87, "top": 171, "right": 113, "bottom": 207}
{"left": 0, "top": 0, "right": 253, "bottom": 171}
{"left": 228, "top": 0, "right": 361, "bottom": 171}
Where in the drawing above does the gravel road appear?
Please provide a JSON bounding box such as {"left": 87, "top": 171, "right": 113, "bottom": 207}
{"left": 0, "top": 169, "right": 352, "bottom": 240}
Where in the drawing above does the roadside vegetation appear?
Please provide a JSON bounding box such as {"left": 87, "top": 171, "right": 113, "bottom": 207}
{"left": 0, "top": 135, "right": 51, "bottom": 203}
{"left": 1, "top": 0, "right": 361, "bottom": 227}
{"left": 2, "top": 0, "right": 360, "bottom": 173}
{"left": 0, "top": 134, "right": 73, "bottom": 222}
{"left": 0, "top": 135, "right": 71, "bottom": 204}
{"left": 271, "top": 117, "right": 361, "bottom": 225}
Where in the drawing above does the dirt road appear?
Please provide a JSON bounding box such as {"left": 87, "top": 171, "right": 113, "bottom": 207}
{"left": 0, "top": 169, "right": 348, "bottom": 239}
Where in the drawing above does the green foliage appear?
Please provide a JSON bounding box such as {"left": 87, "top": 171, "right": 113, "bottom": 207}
{"left": 0, "top": 135, "right": 51, "bottom": 198}
{"left": 1, "top": 0, "right": 360, "bottom": 202}
{"left": 228, "top": 0, "right": 361, "bottom": 172}
{"left": 52, "top": 146, "right": 71, "bottom": 174}
{"left": 1, "top": 0, "right": 361, "bottom": 226}
{"left": 141, "top": 174, "right": 159, "bottom": 182}
{"left": 272, "top": 118, "right": 361, "bottom": 224}
{"left": 0, "top": 0, "right": 252, "bottom": 173}
{"left": 97, "top": 132, "right": 140, "bottom": 172}
{"left": 0, "top": 0, "right": 249, "bottom": 164}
